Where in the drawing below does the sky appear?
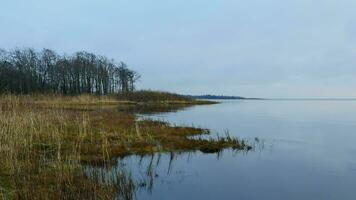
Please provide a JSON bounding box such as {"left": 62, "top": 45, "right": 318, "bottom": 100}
{"left": 1, "top": 0, "right": 356, "bottom": 98}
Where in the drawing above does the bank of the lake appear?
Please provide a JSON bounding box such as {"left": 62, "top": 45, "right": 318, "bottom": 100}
{"left": 0, "top": 93, "right": 249, "bottom": 199}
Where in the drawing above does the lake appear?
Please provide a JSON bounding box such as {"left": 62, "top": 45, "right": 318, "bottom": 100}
{"left": 92, "top": 100, "right": 356, "bottom": 200}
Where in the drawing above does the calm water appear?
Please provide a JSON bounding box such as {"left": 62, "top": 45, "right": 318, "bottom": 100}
{"left": 98, "top": 100, "right": 356, "bottom": 200}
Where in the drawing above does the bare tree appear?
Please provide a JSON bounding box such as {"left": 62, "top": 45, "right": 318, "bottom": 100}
{"left": 0, "top": 48, "right": 140, "bottom": 95}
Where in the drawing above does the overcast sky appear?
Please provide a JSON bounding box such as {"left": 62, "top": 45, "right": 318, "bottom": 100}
{"left": 1, "top": 0, "right": 356, "bottom": 98}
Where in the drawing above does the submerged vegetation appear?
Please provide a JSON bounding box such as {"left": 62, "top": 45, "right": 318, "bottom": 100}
{"left": 0, "top": 94, "right": 251, "bottom": 199}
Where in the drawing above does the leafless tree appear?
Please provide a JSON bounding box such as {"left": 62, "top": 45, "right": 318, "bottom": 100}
{"left": 0, "top": 48, "right": 140, "bottom": 95}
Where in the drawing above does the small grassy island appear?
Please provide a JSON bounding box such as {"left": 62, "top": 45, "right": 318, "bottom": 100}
{"left": 0, "top": 49, "right": 250, "bottom": 199}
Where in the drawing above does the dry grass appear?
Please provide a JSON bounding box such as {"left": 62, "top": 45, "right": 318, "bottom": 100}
{"left": 0, "top": 94, "right": 250, "bottom": 199}
{"left": 0, "top": 100, "right": 128, "bottom": 199}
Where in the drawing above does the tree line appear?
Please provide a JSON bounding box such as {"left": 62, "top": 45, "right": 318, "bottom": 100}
{"left": 0, "top": 48, "right": 140, "bottom": 95}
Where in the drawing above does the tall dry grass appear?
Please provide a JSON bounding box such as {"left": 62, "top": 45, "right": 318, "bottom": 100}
{"left": 0, "top": 95, "right": 135, "bottom": 199}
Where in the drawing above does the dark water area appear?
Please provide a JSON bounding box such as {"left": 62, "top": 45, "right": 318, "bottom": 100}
{"left": 90, "top": 100, "right": 356, "bottom": 200}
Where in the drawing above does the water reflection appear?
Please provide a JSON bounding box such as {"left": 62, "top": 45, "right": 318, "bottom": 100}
{"left": 84, "top": 100, "right": 356, "bottom": 200}
{"left": 85, "top": 139, "right": 264, "bottom": 200}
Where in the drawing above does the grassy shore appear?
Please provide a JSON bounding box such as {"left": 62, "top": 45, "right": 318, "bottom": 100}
{"left": 0, "top": 93, "right": 250, "bottom": 199}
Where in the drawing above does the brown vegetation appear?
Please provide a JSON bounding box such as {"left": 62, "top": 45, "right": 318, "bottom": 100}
{"left": 0, "top": 94, "right": 250, "bottom": 199}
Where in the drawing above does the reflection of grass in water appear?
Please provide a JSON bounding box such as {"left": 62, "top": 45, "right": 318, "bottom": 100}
{"left": 194, "top": 132, "right": 252, "bottom": 154}
{"left": 83, "top": 164, "right": 136, "bottom": 199}
{"left": 86, "top": 144, "right": 263, "bottom": 198}
{"left": 0, "top": 95, "right": 251, "bottom": 199}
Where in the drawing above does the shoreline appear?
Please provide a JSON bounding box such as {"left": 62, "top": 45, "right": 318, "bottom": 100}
{"left": 0, "top": 94, "right": 249, "bottom": 198}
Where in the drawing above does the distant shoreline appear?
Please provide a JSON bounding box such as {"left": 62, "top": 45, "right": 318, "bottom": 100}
{"left": 186, "top": 95, "right": 356, "bottom": 101}
{"left": 263, "top": 98, "right": 356, "bottom": 101}
{"left": 185, "top": 95, "right": 262, "bottom": 100}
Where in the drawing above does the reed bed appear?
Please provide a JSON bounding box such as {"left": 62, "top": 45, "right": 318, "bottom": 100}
{"left": 0, "top": 94, "right": 250, "bottom": 199}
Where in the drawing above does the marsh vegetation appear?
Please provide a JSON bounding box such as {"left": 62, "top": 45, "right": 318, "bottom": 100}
{"left": 0, "top": 94, "right": 250, "bottom": 199}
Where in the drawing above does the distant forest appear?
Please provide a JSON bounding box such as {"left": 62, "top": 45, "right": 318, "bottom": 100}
{"left": 0, "top": 48, "right": 140, "bottom": 95}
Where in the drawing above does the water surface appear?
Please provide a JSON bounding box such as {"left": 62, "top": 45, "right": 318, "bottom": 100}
{"left": 110, "top": 100, "right": 356, "bottom": 199}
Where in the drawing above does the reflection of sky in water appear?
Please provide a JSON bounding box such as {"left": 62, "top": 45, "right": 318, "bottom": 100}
{"left": 91, "top": 100, "right": 356, "bottom": 200}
